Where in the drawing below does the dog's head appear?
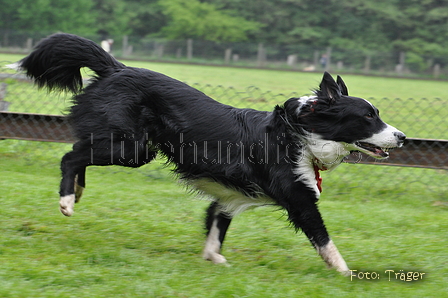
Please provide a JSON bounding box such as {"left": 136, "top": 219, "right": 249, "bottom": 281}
{"left": 283, "top": 72, "right": 406, "bottom": 160}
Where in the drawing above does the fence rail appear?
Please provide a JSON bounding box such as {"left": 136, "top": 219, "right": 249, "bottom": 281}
{"left": 1, "top": 111, "right": 447, "bottom": 170}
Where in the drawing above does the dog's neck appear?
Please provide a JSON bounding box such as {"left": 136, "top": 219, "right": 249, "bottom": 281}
{"left": 307, "top": 136, "right": 352, "bottom": 194}
{"left": 306, "top": 135, "right": 351, "bottom": 172}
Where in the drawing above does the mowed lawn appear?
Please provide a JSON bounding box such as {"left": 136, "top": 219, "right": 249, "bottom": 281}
{"left": 1, "top": 144, "right": 447, "bottom": 297}
{"left": 1, "top": 54, "right": 447, "bottom": 297}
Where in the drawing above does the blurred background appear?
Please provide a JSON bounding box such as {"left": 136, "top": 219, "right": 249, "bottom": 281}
{"left": 0, "top": 0, "right": 447, "bottom": 196}
{"left": 2, "top": 0, "right": 448, "bottom": 78}
{"left": 1, "top": 1, "right": 448, "bottom": 296}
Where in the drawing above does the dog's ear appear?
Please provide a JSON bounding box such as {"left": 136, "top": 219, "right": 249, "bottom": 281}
{"left": 336, "top": 75, "right": 348, "bottom": 96}
{"left": 318, "top": 72, "right": 341, "bottom": 101}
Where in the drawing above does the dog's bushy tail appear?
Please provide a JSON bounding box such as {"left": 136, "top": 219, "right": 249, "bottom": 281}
{"left": 17, "top": 33, "right": 125, "bottom": 93}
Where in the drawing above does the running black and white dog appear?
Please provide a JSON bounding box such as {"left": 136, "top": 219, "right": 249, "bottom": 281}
{"left": 15, "top": 33, "right": 405, "bottom": 275}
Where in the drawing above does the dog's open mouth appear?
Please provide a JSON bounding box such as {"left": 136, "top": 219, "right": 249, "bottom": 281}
{"left": 354, "top": 142, "right": 394, "bottom": 159}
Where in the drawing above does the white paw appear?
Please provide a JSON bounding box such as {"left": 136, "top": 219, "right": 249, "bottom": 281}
{"left": 317, "top": 240, "right": 349, "bottom": 275}
{"left": 60, "top": 194, "right": 75, "bottom": 216}
{"left": 339, "top": 269, "right": 351, "bottom": 277}
{"left": 203, "top": 251, "right": 228, "bottom": 264}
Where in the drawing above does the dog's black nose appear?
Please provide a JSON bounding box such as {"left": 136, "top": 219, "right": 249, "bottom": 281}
{"left": 394, "top": 131, "right": 406, "bottom": 143}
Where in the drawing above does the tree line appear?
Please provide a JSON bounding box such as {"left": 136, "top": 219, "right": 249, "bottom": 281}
{"left": 1, "top": 0, "right": 448, "bottom": 64}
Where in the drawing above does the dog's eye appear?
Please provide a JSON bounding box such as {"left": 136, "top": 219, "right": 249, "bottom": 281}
{"left": 365, "top": 113, "right": 374, "bottom": 119}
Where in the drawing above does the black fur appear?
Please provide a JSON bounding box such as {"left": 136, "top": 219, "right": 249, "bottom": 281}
{"left": 19, "top": 33, "right": 405, "bottom": 274}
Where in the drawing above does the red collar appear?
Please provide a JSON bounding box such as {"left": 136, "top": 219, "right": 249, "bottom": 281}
{"left": 313, "top": 159, "right": 327, "bottom": 193}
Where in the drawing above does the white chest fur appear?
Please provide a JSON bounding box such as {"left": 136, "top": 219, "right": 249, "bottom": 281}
{"left": 293, "top": 135, "right": 353, "bottom": 197}
{"left": 190, "top": 178, "right": 274, "bottom": 216}
{"left": 307, "top": 137, "right": 351, "bottom": 171}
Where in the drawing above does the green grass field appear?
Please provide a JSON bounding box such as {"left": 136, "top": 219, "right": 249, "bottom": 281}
{"left": 1, "top": 143, "right": 447, "bottom": 297}
{"left": 1, "top": 54, "right": 447, "bottom": 297}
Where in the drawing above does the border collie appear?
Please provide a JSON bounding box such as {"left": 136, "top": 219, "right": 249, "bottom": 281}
{"left": 15, "top": 33, "right": 405, "bottom": 275}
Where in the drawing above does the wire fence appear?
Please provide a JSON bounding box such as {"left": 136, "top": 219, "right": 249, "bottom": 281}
{"left": 1, "top": 73, "right": 446, "bottom": 140}
{"left": 0, "top": 66, "right": 447, "bottom": 199}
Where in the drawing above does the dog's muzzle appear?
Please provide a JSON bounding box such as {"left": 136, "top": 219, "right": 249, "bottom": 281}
{"left": 394, "top": 131, "right": 406, "bottom": 147}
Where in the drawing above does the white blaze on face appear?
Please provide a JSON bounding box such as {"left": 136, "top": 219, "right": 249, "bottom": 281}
{"left": 358, "top": 98, "right": 405, "bottom": 148}
{"left": 360, "top": 123, "right": 404, "bottom": 149}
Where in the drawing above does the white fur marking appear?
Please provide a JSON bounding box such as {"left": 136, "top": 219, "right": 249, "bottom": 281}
{"left": 307, "top": 135, "right": 351, "bottom": 169}
{"left": 293, "top": 156, "right": 321, "bottom": 197}
{"left": 191, "top": 179, "right": 274, "bottom": 216}
{"left": 293, "top": 134, "right": 352, "bottom": 197}
{"left": 360, "top": 124, "right": 404, "bottom": 149}
{"left": 6, "top": 62, "right": 21, "bottom": 70}
{"left": 203, "top": 218, "right": 228, "bottom": 264}
{"left": 296, "top": 96, "right": 317, "bottom": 114}
{"left": 317, "top": 240, "right": 350, "bottom": 275}
{"left": 361, "top": 97, "right": 375, "bottom": 110}
{"left": 60, "top": 194, "right": 75, "bottom": 217}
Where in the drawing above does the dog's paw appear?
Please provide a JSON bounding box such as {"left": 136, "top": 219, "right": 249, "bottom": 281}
{"left": 338, "top": 268, "right": 351, "bottom": 277}
{"left": 203, "top": 251, "right": 228, "bottom": 264}
{"left": 60, "top": 194, "right": 75, "bottom": 216}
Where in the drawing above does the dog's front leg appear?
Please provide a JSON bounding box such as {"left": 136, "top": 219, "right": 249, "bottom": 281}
{"left": 286, "top": 197, "right": 349, "bottom": 275}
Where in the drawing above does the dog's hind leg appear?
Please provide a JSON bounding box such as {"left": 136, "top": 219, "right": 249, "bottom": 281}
{"left": 59, "top": 141, "right": 92, "bottom": 216}
{"left": 59, "top": 139, "right": 113, "bottom": 216}
{"left": 74, "top": 166, "right": 86, "bottom": 203}
{"left": 59, "top": 137, "right": 157, "bottom": 216}
{"left": 203, "top": 202, "right": 232, "bottom": 264}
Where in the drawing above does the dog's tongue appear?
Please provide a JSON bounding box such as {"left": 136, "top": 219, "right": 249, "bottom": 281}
{"left": 375, "top": 148, "right": 389, "bottom": 158}
{"left": 358, "top": 142, "right": 390, "bottom": 158}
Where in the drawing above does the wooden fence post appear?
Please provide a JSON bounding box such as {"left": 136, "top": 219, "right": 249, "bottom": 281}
{"left": 313, "top": 50, "right": 319, "bottom": 68}
{"left": 325, "top": 47, "right": 332, "bottom": 71}
{"left": 363, "top": 55, "right": 371, "bottom": 73}
{"left": 287, "top": 54, "right": 297, "bottom": 68}
{"left": 257, "top": 43, "right": 266, "bottom": 67}
{"left": 396, "top": 51, "right": 405, "bottom": 74}
{"left": 433, "top": 63, "right": 441, "bottom": 79}
{"left": 156, "top": 43, "right": 164, "bottom": 59}
{"left": 187, "top": 39, "right": 193, "bottom": 60}
{"left": 0, "top": 83, "right": 10, "bottom": 111}
{"left": 122, "top": 36, "right": 129, "bottom": 57}
{"left": 225, "top": 48, "right": 232, "bottom": 64}
{"left": 26, "top": 38, "right": 33, "bottom": 51}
